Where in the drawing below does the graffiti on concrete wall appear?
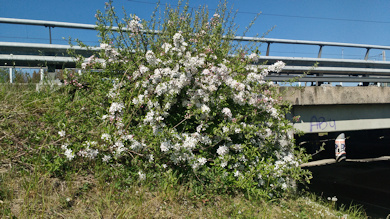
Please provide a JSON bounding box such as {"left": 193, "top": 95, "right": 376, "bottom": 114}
{"left": 310, "top": 115, "right": 336, "bottom": 132}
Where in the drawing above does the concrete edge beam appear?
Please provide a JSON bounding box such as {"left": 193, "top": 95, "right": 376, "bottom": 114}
{"left": 279, "top": 86, "right": 390, "bottom": 105}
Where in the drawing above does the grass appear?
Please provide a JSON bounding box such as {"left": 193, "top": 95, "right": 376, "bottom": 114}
{"left": 0, "top": 166, "right": 366, "bottom": 218}
{"left": 0, "top": 83, "right": 367, "bottom": 218}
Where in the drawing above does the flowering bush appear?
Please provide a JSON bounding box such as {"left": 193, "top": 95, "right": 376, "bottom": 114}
{"left": 58, "top": 0, "right": 310, "bottom": 198}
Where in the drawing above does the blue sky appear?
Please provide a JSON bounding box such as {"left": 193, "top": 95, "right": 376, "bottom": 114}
{"left": 1, "top": 0, "right": 390, "bottom": 60}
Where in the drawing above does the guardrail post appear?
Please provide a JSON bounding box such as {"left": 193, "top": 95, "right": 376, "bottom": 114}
{"left": 382, "top": 51, "right": 387, "bottom": 87}
{"left": 318, "top": 45, "right": 323, "bottom": 58}
{"left": 364, "top": 48, "right": 370, "bottom": 60}
{"left": 40, "top": 68, "right": 44, "bottom": 82}
{"left": 362, "top": 75, "right": 369, "bottom": 86}
{"left": 266, "top": 43, "right": 271, "bottom": 56}
{"left": 9, "top": 67, "right": 13, "bottom": 83}
{"left": 45, "top": 25, "right": 53, "bottom": 44}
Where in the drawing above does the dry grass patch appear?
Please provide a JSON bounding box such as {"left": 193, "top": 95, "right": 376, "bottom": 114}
{"left": 0, "top": 166, "right": 366, "bottom": 218}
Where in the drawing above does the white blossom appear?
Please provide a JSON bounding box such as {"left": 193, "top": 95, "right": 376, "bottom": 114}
{"left": 201, "top": 104, "right": 210, "bottom": 114}
{"left": 132, "top": 94, "right": 145, "bottom": 105}
{"left": 130, "top": 139, "right": 144, "bottom": 151}
{"left": 128, "top": 15, "right": 143, "bottom": 33}
{"left": 183, "top": 135, "right": 198, "bottom": 150}
{"left": 102, "top": 155, "right": 111, "bottom": 162}
{"left": 58, "top": 130, "right": 66, "bottom": 137}
{"left": 196, "top": 124, "right": 203, "bottom": 133}
{"left": 144, "top": 110, "right": 155, "bottom": 124}
{"left": 198, "top": 157, "right": 207, "bottom": 166}
{"left": 160, "top": 141, "right": 170, "bottom": 152}
{"left": 148, "top": 154, "right": 154, "bottom": 162}
{"left": 64, "top": 148, "right": 75, "bottom": 161}
{"left": 173, "top": 32, "right": 184, "bottom": 48}
{"left": 114, "top": 141, "right": 126, "bottom": 155}
{"left": 267, "top": 61, "right": 285, "bottom": 73}
{"left": 231, "top": 144, "right": 243, "bottom": 152}
{"left": 248, "top": 53, "right": 259, "bottom": 62}
{"left": 101, "top": 133, "right": 111, "bottom": 141}
{"left": 78, "top": 146, "right": 99, "bottom": 159}
{"left": 138, "top": 171, "right": 146, "bottom": 180}
{"left": 122, "top": 134, "right": 134, "bottom": 141}
{"left": 222, "top": 107, "right": 232, "bottom": 118}
{"left": 109, "top": 102, "right": 125, "bottom": 115}
{"left": 217, "top": 145, "right": 229, "bottom": 156}
{"left": 146, "top": 50, "right": 160, "bottom": 66}
{"left": 61, "top": 143, "right": 69, "bottom": 150}
{"left": 162, "top": 43, "right": 172, "bottom": 53}
{"left": 139, "top": 65, "right": 149, "bottom": 74}
{"left": 328, "top": 196, "right": 338, "bottom": 202}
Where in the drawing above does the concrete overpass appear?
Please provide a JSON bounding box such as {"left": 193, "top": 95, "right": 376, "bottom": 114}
{"left": 281, "top": 86, "right": 390, "bottom": 133}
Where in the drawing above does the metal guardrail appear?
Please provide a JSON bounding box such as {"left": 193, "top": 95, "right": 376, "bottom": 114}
{"left": 2, "top": 17, "right": 390, "bottom": 58}
{"left": 0, "top": 17, "right": 160, "bottom": 44}
{"left": 234, "top": 36, "right": 390, "bottom": 60}
{"left": 0, "top": 66, "right": 47, "bottom": 84}
{"left": 0, "top": 41, "right": 97, "bottom": 69}
{"left": 1, "top": 17, "right": 390, "bottom": 85}
{"left": 0, "top": 41, "right": 99, "bottom": 52}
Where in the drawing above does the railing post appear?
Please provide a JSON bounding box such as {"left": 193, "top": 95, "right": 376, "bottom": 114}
{"left": 40, "top": 68, "right": 44, "bottom": 82}
{"left": 49, "top": 26, "right": 52, "bottom": 44}
{"left": 382, "top": 51, "right": 387, "bottom": 87}
{"left": 364, "top": 48, "right": 370, "bottom": 60}
{"left": 362, "top": 75, "right": 369, "bottom": 86}
{"left": 9, "top": 67, "right": 13, "bottom": 83}
{"left": 266, "top": 42, "right": 271, "bottom": 56}
{"left": 45, "top": 25, "right": 53, "bottom": 44}
{"left": 318, "top": 45, "right": 323, "bottom": 58}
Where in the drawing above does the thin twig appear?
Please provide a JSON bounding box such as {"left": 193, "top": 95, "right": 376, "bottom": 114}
{"left": 172, "top": 118, "right": 188, "bottom": 129}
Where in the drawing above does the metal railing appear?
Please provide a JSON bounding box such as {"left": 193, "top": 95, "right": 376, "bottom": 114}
{"left": 0, "top": 66, "right": 47, "bottom": 83}
{"left": 233, "top": 36, "right": 390, "bottom": 60}
{"left": 1, "top": 17, "right": 390, "bottom": 85}
{"left": 2, "top": 17, "right": 390, "bottom": 59}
